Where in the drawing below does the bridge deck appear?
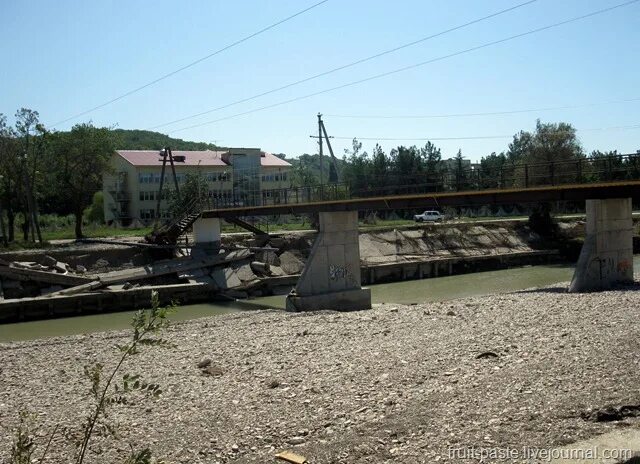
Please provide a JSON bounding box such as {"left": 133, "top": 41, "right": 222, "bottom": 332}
{"left": 202, "top": 180, "right": 640, "bottom": 218}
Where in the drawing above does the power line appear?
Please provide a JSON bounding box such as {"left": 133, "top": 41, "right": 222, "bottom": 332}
{"left": 49, "top": 0, "right": 329, "bottom": 128}
{"left": 325, "top": 97, "right": 640, "bottom": 120}
{"left": 147, "top": 0, "right": 538, "bottom": 130}
{"left": 168, "top": 0, "right": 640, "bottom": 134}
{"left": 329, "top": 123, "right": 640, "bottom": 142}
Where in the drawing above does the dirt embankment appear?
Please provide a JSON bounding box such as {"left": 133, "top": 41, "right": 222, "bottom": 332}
{"left": 1, "top": 280, "right": 639, "bottom": 463}
{"left": 0, "top": 220, "right": 584, "bottom": 301}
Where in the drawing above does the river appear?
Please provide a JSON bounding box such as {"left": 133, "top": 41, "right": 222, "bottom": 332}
{"left": 1, "top": 258, "right": 637, "bottom": 343}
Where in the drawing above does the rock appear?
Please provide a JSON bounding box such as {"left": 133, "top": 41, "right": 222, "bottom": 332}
{"left": 39, "top": 255, "right": 57, "bottom": 268}
{"left": 250, "top": 261, "right": 271, "bottom": 276}
{"left": 446, "top": 310, "right": 456, "bottom": 316}
{"left": 269, "top": 237, "right": 286, "bottom": 248}
{"left": 94, "top": 258, "right": 110, "bottom": 269}
{"left": 257, "top": 250, "right": 280, "bottom": 266}
{"left": 266, "top": 378, "right": 280, "bottom": 389}
{"left": 234, "top": 263, "right": 258, "bottom": 282}
{"left": 197, "top": 358, "right": 212, "bottom": 369}
{"left": 202, "top": 365, "right": 224, "bottom": 377}
{"left": 211, "top": 267, "right": 242, "bottom": 289}
{"left": 476, "top": 351, "right": 499, "bottom": 359}
{"left": 279, "top": 251, "right": 305, "bottom": 275}
{"left": 75, "top": 265, "right": 87, "bottom": 274}
{"left": 287, "top": 436, "right": 305, "bottom": 445}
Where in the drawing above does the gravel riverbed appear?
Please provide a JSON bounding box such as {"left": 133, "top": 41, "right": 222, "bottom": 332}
{"left": 1, "top": 282, "right": 640, "bottom": 463}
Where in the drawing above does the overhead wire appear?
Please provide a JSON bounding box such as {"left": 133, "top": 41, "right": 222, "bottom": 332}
{"left": 48, "top": 0, "right": 330, "bottom": 128}
{"left": 147, "top": 0, "right": 538, "bottom": 130}
{"left": 328, "top": 123, "right": 640, "bottom": 142}
{"left": 325, "top": 97, "right": 640, "bottom": 120}
{"left": 168, "top": 0, "right": 640, "bottom": 135}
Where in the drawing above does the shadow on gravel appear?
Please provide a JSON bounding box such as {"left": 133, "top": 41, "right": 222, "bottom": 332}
{"left": 514, "top": 282, "right": 640, "bottom": 295}
{"left": 513, "top": 286, "right": 569, "bottom": 294}
{"left": 619, "top": 457, "right": 640, "bottom": 464}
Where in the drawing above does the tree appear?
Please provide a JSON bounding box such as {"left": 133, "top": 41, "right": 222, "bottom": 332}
{"left": 453, "top": 149, "right": 467, "bottom": 190}
{"left": 342, "top": 138, "right": 370, "bottom": 194}
{"left": 167, "top": 172, "right": 208, "bottom": 217}
{"left": 51, "top": 124, "right": 115, "bottom": 238}
{"left": 0, "top": 114, "right": 19, "bottom": 242}
{"left": 420, "top": 141, "right": 442, "bottom": 190}
{"left": 505, "top": 121, "right": 584, "bottom": 186}
{"left": 370, "top": 144, "right": 389, "bottom": 184}
{"left": 290, "top": 158, "right": 318, "bottom": 187}
{"left": 589, "top": 149, "right": 625, "bottom": 181}
{"left": 479, "top": 152, "right": 507, "bottom": 188}
{"left": 84, "top": 191, "right": 105, "bottom": 224}
{"left": 14, "top": 108, "right": 46, "bottom": 243}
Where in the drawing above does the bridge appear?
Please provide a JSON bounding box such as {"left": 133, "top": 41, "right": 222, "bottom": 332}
{"left": 183, "top": 153, "right": 640, "bottom": 311}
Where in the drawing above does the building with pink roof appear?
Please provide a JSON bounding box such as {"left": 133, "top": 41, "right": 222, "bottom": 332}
{"left": 103, "top": 147, "right": 292, "bottom": 225}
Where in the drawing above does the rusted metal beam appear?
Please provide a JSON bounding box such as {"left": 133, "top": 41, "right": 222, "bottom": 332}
{"left": 202, "top": 181, "right": 640, "bottom": 218}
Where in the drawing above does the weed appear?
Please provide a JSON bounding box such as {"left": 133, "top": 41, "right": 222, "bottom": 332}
{"left": 6, "top": 291, "right": 174, "bottom": 464}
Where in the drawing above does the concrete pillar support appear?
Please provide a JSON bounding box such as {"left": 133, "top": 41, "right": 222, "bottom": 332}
{"left": 192, "top": 217, "right": 221, "bottom": 248}
{"left": 569, "top": 198, "right": 634, "bottom": 292}
{"left": 286, "top": 211, "right": 371, "bottom": 311}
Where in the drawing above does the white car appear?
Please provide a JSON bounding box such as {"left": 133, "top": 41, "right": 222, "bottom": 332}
{"left": 414, "top": 210, "right": 443, "bottom": 222}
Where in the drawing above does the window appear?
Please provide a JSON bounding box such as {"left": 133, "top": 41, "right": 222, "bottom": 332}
{"left": 139, "top": 209, "right": 155, "bottom": 220}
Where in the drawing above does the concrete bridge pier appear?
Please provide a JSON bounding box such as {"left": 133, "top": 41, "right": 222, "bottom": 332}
{"left": 286, "top": 210, "right": 371, "bottom": 311}
{"left": 192, "top": 217, "right": 221, "bottom": 249}
{"left": 569, "top": 198, "right": 634, "bottom": 292}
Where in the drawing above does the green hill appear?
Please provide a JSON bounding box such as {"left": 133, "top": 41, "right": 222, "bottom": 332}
{"left": 112, "top": 129, "right": 222, "bottom": 151}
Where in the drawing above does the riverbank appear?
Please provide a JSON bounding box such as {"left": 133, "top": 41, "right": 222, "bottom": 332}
{"left": 0, "top": 219, "right": 581, "bottom": 322}
{"left": 2, "top": 281, "right": 640, "bottom": 463}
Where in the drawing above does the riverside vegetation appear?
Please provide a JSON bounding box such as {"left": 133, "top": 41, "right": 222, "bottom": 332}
{"left": 2, "top": 107, "right": 637, "bottom": 246}
{"left": 5, "top": 291, "right": 174, "bottom": 464}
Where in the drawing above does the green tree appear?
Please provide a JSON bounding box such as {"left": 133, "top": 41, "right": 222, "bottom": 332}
{"left": 14, "top": 108, "right": 47, "bottom": 242}
{"left": 589, "top": 149, "right": 625, "bottom": 181}
{"left": 290, "top": 158, "right": 318, "bottom": 187}
{"left": 50, "top": 124, "right": 115, "bottom": 238}
{"left": 342, "top": 138, "right": 370, "bottom": 194}
{"left": 479, "top": 152, "right": 507, "bottom": 188}
{"left": 453, "top": 149, "right": 467, "bottom": 190}
{"left": 420, "top": 141, "right": 442, "bottom": 190}
{"left": 84, "top": 191, "right": 105, "bottom": 224}
{"left": 166, "top": 172, "right": 208, "bottom": 217}
{"left": 0, "top": 114, "right": 20, "bottom": 242}
{"left": 370, "top": 144, "right": 389, "bottom": 186}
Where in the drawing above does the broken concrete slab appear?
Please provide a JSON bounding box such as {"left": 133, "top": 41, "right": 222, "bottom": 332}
{"left": 279, "top": 251, "right": 305, "bottom": 275}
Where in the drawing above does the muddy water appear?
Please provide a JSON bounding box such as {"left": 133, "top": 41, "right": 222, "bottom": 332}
{"left": 1, "top": 258, "right": 638, "bottom": 343}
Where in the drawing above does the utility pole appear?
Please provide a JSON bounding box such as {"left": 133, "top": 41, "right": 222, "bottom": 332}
{"left": 317, "top": 112, "right": 324, "bottom": 186}
{"left": 155, "top": 147, "right": 181, "bottom": 224}
{"left": 310, "top": 113, "right": 339, "bottom": 186}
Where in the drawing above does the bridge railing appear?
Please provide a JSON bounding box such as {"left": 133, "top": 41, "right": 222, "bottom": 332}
{"left": 198, "top": 153, "right": 640, "bottom": 211}
{"left": 198, "top": 182, "right": 352, "bottom": 210}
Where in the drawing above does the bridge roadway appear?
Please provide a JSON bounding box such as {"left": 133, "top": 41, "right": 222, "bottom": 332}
{"left": 201, "top": 180, "right": 640, "bottom": 218}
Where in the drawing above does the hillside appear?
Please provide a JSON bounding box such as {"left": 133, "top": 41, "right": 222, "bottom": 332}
{"left": 112, "top": 129, "right": 222, "bottom": 151}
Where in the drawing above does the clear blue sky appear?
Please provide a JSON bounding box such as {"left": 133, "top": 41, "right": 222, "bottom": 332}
{"left": 1, "top": 0, "right": 639, "bottom": 162}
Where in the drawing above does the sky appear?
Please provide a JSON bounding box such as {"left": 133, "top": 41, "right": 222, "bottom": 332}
{"left": 1, "top": 0, "right": 639, "bottom": 162}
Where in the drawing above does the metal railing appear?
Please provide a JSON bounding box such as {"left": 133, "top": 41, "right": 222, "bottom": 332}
{"left": 190, "top": 153, "right": 640, "bottom": 212}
